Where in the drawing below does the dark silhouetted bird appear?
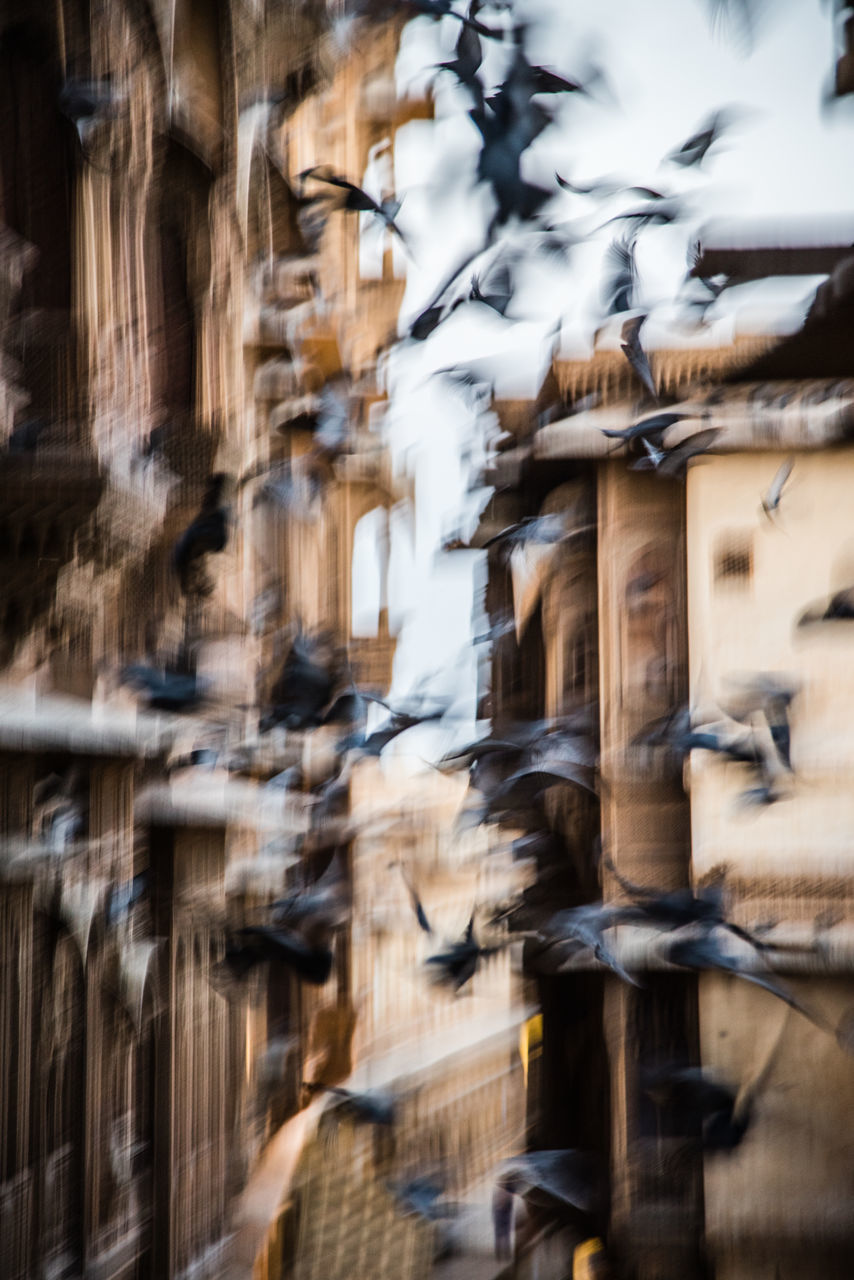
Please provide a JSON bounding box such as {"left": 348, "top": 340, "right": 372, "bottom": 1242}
{"left": 666, "top": 931, "right": 827, "bottom": 1026}
{"left": 270, "top": 852, "right": 351, "bottom": 936}
{"left": 600, "top": 412, "right": 688, "bottom": 447}
{"left": 482, "top": 511, "right": 575, "bottom": 551}
{"left": 391, "top": 1174, "right": 459, "bottom": 1221}
{"left": 469, "top": 258, "right": 515, "bottom": 317}
{"left": 620, "top": 314, "right": 657, "bottom": 400}
{"left": 496, "top": 1149, "right": 600, "bottom": 1213}
{"left": 665, "top": 108, "right": 734, "bottom": 168}
{"left": 221, "top": 924, "right": 334, "bottom": 985}
{"left": 798, "top": 586, "right": 854, "bottom": 625}
{"left": 601, "top": 235, "right": 637, "bottom": 316}
{"left": 304, "top": 1083, "right": 396, "bottom": 1126}
{"left": 6, "top": 417, "right": 49, "bottom": 453}
{"left": 641, "top": 1065, "right": 749, "bottom": 1151}
{"left": 121, "top": 663, "right": 207, "bottom": 712}
{"left": 260, "top": 630, "right": 344, "bottom": 731}
{"left": 632, "top": 427, "right": 720, "bottom": 478}
{"left": 58, "top": 77, "right": 123, "bottom": 152}
{"left": 604, "top": 858, "right": 775, "bottom": 951}
{"left": 435, "top": 3, "right": 485, "bottom": 93}
{"left": 339, "top": 696, "right": 449, "bottom": 756}
{"left": 172, "top": 473, "right": 230, "bottom": 595}
{"left": 426, "top": 914, "right": 500, "bottom": 990}
{"left": 468, "top": 32, "right": 559, "bottom": 225}
{"left": 397, "top": 861, "right": 433, "bottom": 934}
{"left": 300, "top": 167, "right": 408, "bottom": 244}
{"left": 721, "top": 674, "right": 798, "bottom": 772}
{"left": 531, "top": 902, "right": 642, "bottom": 986}
{"left": 602, "top": 196, "right": 684, "bottom": 235}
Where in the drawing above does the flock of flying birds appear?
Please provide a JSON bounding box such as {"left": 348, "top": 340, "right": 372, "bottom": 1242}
{"left": 38, "top": 0, "right": 854, "bottom": 1248}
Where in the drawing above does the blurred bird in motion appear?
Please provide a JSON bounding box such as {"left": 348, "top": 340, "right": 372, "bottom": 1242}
{"left": 172, "top": 473, "right": 230, "bottom": 596}
{"left": 121, "top": 661, "right": 208, "bottom": 713}
{"left": 761, "top": 457, "right": 795, "bottom": 521}
{"left": 665, "top": 107, "right": 738, "bottom": 168}
{"left": 426, "top": 913, "right": 505, "bottom": 990}
{"left": 300, "top": 166, "right": 409, "bottom": 246}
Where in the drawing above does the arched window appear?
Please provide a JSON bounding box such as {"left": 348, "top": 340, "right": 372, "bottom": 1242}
{"left": 351, "top": 506, "right": 389, "bottom": 637}
{"left": 623, "top": 546, "right": 681, "bottom": 711}
{"left": 147, "top": 141, "right": 212, "bottom": 426}
{"left": 566, "top": 613, "right": 598, "bottom": 703}
{"left": 358, "top": 140, "right": 394, "bottom": 281}
{"left": 172, "top": 0, "right": 225, "bottom": 163}
{"left": 0, "top": 21, "right": 77, "bottom": 425}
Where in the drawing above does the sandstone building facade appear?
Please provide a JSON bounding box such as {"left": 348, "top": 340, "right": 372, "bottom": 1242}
{"left": 0, "top": 5, "right": 529, "bottom": 1280}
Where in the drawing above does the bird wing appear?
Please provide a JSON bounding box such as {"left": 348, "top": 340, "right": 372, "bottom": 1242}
{"left": 602, "top": 236, "right": 637, "bottom": 315}
{"left": 658, "top": 427, "right": 721, "bottom": 475}
{"left": 499, "top": 763, "right": 598, "bottom": 800}
{"left": 620, "top": 313, "right": 657, "bottom": 399}
{"left": 497, "top": 1151, "right": 598, "bottom": 1211}
{"left": 762, "top": 456, "right": 794, "bottom": 511}
{"left": 398, "top": 862, "right": 432, "bottom": 935}
{"left": 303, "top": 168, "right": 379, "bottom": 212}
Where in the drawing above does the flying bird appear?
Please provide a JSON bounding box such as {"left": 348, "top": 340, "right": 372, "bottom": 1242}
{"left": 398, "top": 861, "right": 433, "bottom": 934}
{"left": 720, "top": 674, "right": 798, "bottom": 771}
{"left": 761, "top": 457, "right": 794, "bottom": 520}
{"left": 665, "top": 108, "right": 734, "bottom": 168}
{"left": 529, "top": 66, "right": 590, "bottom": 95}
{"left": 300, "top": 167, "right": 408, "bottom": 245}
{"left": 604, "top": 858, "right": 776, "bottom": 952}
{"left": 481, "top": 512, "right": 576, "bottom": 551}
{"left": 495, "top": 1150, "right": 600, "bottom": 1213}
{"left": 468, "top": 32, "right": 563, "bottom": 225}
{"left": 530, "top": 902, "right": 643, "bottom": 986}
{"left": 469, "top": 258, "right": 515, "bottom": 317}
{"left": 121, "top": 663, "right": 207, "bottom": 713}
{"left": 600, "top": 412, "right": 688, "bottom": 447}
{"left": 798, "top": 585, "right": 854, "bottom": 625}
{"left": 665, "top": 931, "right": 830, "bottom": 1028}
{"left": 426, "top": 914, "right": 502, "bottom": 990}
{"left": 260, "top": 630, "right": 350, "bottom": 731}
{"left": 620, "top": 314, "right": 657, "bottom": 400}
{"left": 680, "top": 270, "right": 729, "bottom": 327}
{"left": 601, "top": 235, "right": 637, "bottom": 316}
{"left": 556, "top": 170, "right": 624, "bottom": 198}
{"left": 105, "top": 873, "right": 149, "bottom": 928}
{"left": 58, "top": 77, "right": 124, "bottom": 154}
{"left": 642, "top": 1062, "right": 761, "bottom": 1152}
{"left": 602, "top": 194, "right": 684, "bottom": 235}
{"left": 220, "top": 924, "right": 334, "bottom": 986}
{"left": 304, "top": 1083, "right": 396, "bottom": 1126}
{"left": 703, "top": 0, "right": 766, "bottom": 49}
{"left": 339, "top": 696, "right": 449, "bottom": 756}
{"left": 390, "top": 1174, "right": 459, "bottom": 1222}
{"left": 172, "top": 473, "right": 230, "bottom": 595}
{"left": 270, "top": 853, "right": 351, "bottom": 937}
{"left": 632, "top": 427, "right": 721, "bottom": 478}
{"left": 434, "top": 4, "right": 484, "bottom": 92}
{"left": 33, "top": 768, "right": 88, "bottom": 852}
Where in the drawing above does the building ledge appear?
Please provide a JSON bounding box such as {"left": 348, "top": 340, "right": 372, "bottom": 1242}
{"left": 346, "top": 1001, "right": 537, "bottom": 1095}
{"left": 136, "top": 776, "right": 312, "bottom": 832}
{"left": 0, "top": 688, "right": 174, "bottom": 757}
{"left": 535, "top": 379, "right": 854, "bottom": 461}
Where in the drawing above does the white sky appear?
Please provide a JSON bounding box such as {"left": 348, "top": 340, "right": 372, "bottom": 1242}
{"left": 357, "top": 0, "right": 854, "bottom": 757}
